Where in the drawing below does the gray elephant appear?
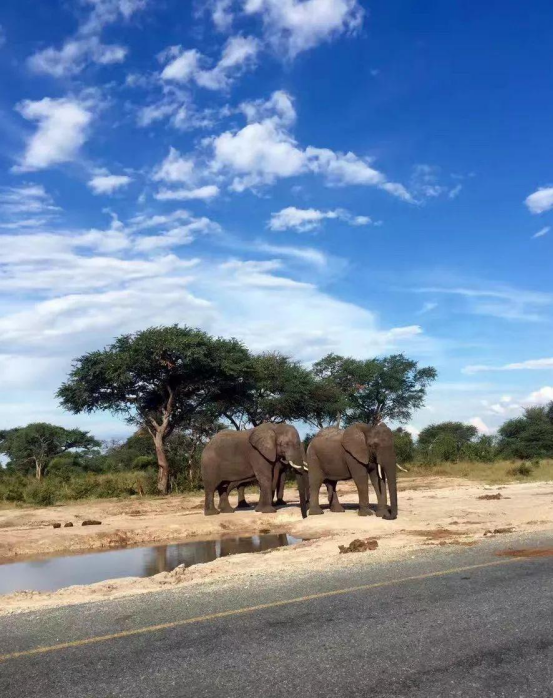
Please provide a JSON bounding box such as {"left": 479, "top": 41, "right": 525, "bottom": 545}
{"left": 201, "top": 423, "right": 308, "bottom": 517}
{"left": 307, "top": 422, "right": 398, "bottom": 519}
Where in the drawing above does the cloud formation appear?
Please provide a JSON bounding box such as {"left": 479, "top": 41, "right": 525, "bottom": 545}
{"left": 244, "top": 0, "right": 364, "bottom": 57}
{"left": 268, "top": 206, "right": 371, "bottom": 231}
{"left": 525, "top": 186, "right": 553, "bottom": 214}
{"left": 88, "top": 172, "right": 132, "bottom": 194}
{"left": 160, "top": 35, "right": 259, "bottom": 90}
{"left": 15, "top": 97, "right": 93, "bottom": 171}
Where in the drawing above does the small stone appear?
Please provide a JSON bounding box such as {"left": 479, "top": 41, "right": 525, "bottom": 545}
{"left": 82, "top": 520, "right": 102, "bottom": 526}
{"left": 52, "top": 523, "right": 61, "bottom": 529}
{"left": 64, "top": 522, "right": 73, "bottom": 527}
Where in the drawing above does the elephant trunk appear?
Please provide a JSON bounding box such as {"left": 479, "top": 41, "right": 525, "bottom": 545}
{"left": 380, "top": 447, "right": 398, "bottom": 519}
{"left": 295, "top": 469, "right": 308, "bottom": 519}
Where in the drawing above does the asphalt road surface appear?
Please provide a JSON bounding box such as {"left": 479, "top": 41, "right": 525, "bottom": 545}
{"left": 2, "top": 532, "right": 553, "bottom": 698}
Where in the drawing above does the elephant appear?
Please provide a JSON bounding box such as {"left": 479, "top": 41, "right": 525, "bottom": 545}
{"left": 306, "top": 422, "right": 398, "bottom": 519}
{"left": 201, "top": 423, "right": 308, "bottom": 517}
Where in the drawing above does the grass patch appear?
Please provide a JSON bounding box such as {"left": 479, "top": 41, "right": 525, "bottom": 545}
{"left": 405, "top": 458, "right": 553, "bottom": 484}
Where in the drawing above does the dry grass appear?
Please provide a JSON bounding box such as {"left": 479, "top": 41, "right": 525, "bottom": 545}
{"left": 405, "top": 459, "right": 553, "bottom": 484}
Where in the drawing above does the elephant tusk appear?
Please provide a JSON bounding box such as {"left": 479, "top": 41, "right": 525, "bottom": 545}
{"left": 289, "top": 460, "right": 308, "bottom": 473}
{"left": 397, "top": 463, "right": 409, "bottom": 473}
{"left": 378, "top": 464, "right": 384, "bottom": 481}
{"left": 302, "top": 461, "right": 309, "bottom": 470}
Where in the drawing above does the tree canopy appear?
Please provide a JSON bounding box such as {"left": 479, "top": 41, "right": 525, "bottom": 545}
{"left": 0, "top": 423, "right": 99, "bottom": 480}
{"left": 497, "top": 404, "right": 553, "bottom": 459}
{"left": 311, "top": 353, "right": 437, "bottom": 427}
{"left": 220, "top": 352, "right": 315, "bottom": 429}
{"left": 57, "top": 325, "right": 252, "bottom": 493}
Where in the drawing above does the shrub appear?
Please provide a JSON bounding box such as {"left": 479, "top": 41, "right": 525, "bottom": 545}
{"left": 23, "top": 480, "right": 58, "bottom": 506}
{"left": 508, "top": 461, "right": 534, "bottom": 477}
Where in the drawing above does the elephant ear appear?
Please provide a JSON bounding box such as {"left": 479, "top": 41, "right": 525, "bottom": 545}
{"left": 249, "top": 424, "right": 277, "bottom": 462}
{"left": 342, "top": 424, "right": 369, "bottom": 464}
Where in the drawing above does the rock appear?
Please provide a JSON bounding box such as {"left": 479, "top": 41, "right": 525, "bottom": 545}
{"left": 484, "top": 527, "right": 515, "bottom": 536}
{"left": 52, "top": 523, "right": 61, "bottom": 529}
{"left": 64, "top": 522, "right": 73, "bottom": 527}
{"left": 339, "top": 538, "right": 379, "bottom": 554}
{"left": 82, "top": 520, "right": 102, "bottom": 526}
{"left": 477, "top": 493, "right": 502, "bottom": 500}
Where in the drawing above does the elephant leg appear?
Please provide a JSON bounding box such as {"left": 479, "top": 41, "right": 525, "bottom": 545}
{"left": 308, "top": 454, "right": 324, "bottom": 515}
{"left": 274, "top": 468, "right": 287, "bottom": 506}
{"left": 251, "top": 454, "right": 276, "bottom": 514}
{"left": 350, "top": 463, "right": 372, "bottom": 517}
{"left": 217, "top": 484, "right": 234, "bottom": 514}
{"left": 327, "top": 481, "right": 345, "bottom": 513}
{"left": 369, "top": 465, "right": 388, "bottom": 517}
{"left": 204, "top": 484, "right": 220, "bottom": 516}
{"left": 235, "top": 484, "right": 252, "bottom": 509}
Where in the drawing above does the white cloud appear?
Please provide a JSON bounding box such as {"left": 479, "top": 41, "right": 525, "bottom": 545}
{"left": 80, "top": 0, "right": 149, "bottom": 34}
{"left": 213, "top": 119, "right": 306, "bottom": 189}
{"left": 28, "top": 37, "right": 127, "bottom": 77}
{"left": 524, "top": 386, "right": 553, "bottom": 406}
{"left": 464, "top": 357, "right": 553, "bottom": 374}
{"left": 160, "top": 35, "right": 259, "bottom": 90}
{"left": 417, "top": 301, "right": 438, "bottom": 315}
{"left": 469, "top": 417, "right": 492, "bottom": 435}
{"left": 268, "top": 206, "right": 372, "bottom": 231}
{"left": 209, "top": 91, "right": 410, "bottom": 198}
{"left": 0, "top": 184, "right": 60, "bottom": 223}
{"left": 26, "top": 0, "right": 147, "bottom": 77}
{"left": 15, "top": 97, "right": 93, "bottom": 171}
{"left": 244, "top": 0, "right": 364, "bottom": 57}
{"left": 155, "top": 185, "right": 220, "bottom": 201}
{"left": 306, "top": 147, "right": 413, "bottom": 200}
{"left": 525, "top": 186, "right": 553, "bottom": 214}
{"left": 153, "top": 147, "right": 195, "bottom": 183}
{"left": 254, "top": 242, "right": 328, "bottom": 268}
{"left": 209, "top": 0, "right": 234, "bottom": 31}
{"left": 241, "top": 90, "right": 297, "bottom": 126}
{"left": 418, "top": 283, "right": 552, "bottom": 322}
{"left": 88, "top": 172, "right": 132, "bottom": 195}
{"left": 532, "top": 226, "right": 549, "bottom": 239}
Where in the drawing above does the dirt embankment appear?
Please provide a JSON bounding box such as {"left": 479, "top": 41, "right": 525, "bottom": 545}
{"left": 1, "top": 477, "right": 553, "bottom": 615}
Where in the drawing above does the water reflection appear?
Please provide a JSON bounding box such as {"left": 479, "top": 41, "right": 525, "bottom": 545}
{"left": 0, "top": 534, "right": 301, "bottom": 595}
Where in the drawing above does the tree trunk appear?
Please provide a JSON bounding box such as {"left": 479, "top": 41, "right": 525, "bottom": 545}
{"left": 154, "top": 433, "right": 170, "bottom": 495}
{"left": 35, "top": 459, "right": 42, "bottom": 481}
{"left": 335, "top": 411, "right": 342, "bottom": 428}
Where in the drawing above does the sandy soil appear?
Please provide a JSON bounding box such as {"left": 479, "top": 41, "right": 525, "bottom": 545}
{"left": 1, "top": 477, "right": 553, "bottom": 615}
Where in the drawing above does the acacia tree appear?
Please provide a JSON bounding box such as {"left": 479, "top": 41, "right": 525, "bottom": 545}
{"left": 221, "top": 352, "right": 315, "bottom": 429}
{"left": 497, "top": 404, "right": 553, "bottom": 459}
{"left": 0, "top": 423, "right": 99, "bottom": 480}
{"left": 312, "top": 353, "right": 437, "bottom": 427}
{"left": 57, "top": 326, "right": 252, "bottom": 494}
{"left": 417, "top": 421, "right": 478, "bottom": 462}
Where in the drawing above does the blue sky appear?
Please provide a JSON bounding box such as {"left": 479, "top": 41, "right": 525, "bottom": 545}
{"left": 0, "top": 0, "right": 552, "bottom": 439}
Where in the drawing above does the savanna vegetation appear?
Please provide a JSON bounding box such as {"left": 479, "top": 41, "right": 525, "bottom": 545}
{"left": 1, "top": 325, "right": 552, "bottom": 506}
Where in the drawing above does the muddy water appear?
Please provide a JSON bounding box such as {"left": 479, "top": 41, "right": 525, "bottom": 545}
{"left": 0, "top": 534, "right": 302, "bottom": 595}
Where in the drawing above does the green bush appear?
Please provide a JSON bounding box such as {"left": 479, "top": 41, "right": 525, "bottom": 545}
{"left": 23, "top": 479, "right": 58, "bottom": 506}
{"left": 508, "top": 461, "right": 535, "bottom": 477}
{"left": 132, "top": 455, "right": 158, "bottom": 470}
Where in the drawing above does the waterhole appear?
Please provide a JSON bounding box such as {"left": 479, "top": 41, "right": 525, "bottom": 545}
{"left": 0, "top": 533, "right": 302, "bottom": 595}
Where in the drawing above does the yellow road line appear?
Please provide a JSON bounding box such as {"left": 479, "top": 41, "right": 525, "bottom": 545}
{"left": 0, "top": 556, "right": 527, "bottom": 662}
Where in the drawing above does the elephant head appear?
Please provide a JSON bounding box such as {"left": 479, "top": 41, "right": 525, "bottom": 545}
{"left": 342, "top": 422, "right": 398, "bottom": 520}
{"left": 249, "top": 423, "right": 308, "bottom": 518}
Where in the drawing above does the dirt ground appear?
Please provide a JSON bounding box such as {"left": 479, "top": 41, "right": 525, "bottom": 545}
{"left": 1, "top": 477, "right": 553, "bottom": 615}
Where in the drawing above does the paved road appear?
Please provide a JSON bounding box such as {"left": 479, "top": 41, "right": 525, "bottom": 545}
{"left": 1, "top": 532, "right": 553, "bottom": 697}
